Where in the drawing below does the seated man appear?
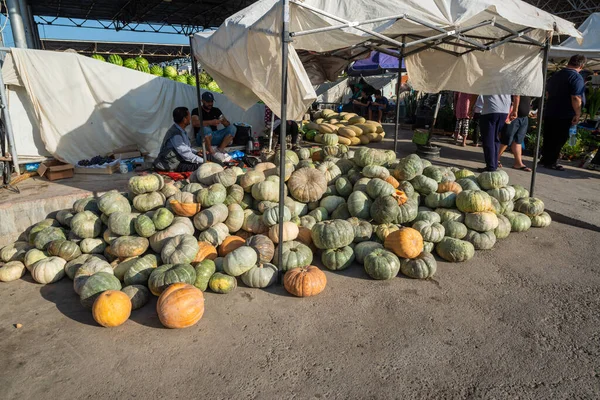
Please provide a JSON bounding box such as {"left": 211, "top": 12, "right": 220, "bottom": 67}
{"left": 369, "top": 90, "right": 389, "bottom": 123}
{"left": 192, "top": 92, "right": 237, "bottom": 156}
{"left": 273, "top": 119, "right": 301, "bottom": 151}
{"left": 352, "top": 90, "right": 371, "bottom": 117}
{"left": 154, "top": 107, "right": 204, "bottom": 172}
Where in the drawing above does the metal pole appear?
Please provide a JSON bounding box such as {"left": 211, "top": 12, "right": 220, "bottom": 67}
{"left": 428, "top": 92, "right": 442, "bottom": 145}
{"left": 28, "top": 5, "right": 42, "bottom": 49}
{"left": 0, "top": 66, "right": 21, "bottom": 175}
{"left": 393, "top": 43, "right": 404, "bottom": 154}
{"left": 17, "top": 0, "right": 34, "bottom": 48}
{"left": 189, "top": 35, "right": 207, "bottom": 163}
{"left": 268, "top": 112, "right": 275, "bottom": 152}
{"left": 277, "top": 0, "right": 290, "bottom": 282}
{"left": 530, "top": 41, "right": 551, "bottom": 197}
{"left": 6, "top": 0, "right": 28, "bottom": 48}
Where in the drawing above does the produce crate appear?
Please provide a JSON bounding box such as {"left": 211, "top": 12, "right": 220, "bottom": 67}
{"left": 74, "top": 164, "right": 120, "bottom": 175}
{"left": 37, "top": 160, "right": 74, "bottom": 181}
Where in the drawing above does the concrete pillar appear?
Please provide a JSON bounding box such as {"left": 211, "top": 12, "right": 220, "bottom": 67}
{"left": 6, "top": 0, "right": 28, "bottom": 48}
{"left": 18, "top": 0, "right": 35, "bottom": 48}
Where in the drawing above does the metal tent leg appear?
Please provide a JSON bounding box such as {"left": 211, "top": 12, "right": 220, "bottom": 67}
{"left": 189, "top": 35, "right": 208, "bottom": 163}
{"left": 277, "top": 0, "right": 290, "bottom": 283}
{"left": 530, "top": 42, "right": 551, "bottom": 197}
{"left": 393, "top": 49, "right": 404, "bottom": 154}
{"left": 0, "top": 67, "right": 21, "bottom": 175}
{"left": 429, "top": 93, "right": 442, "bottom": 144}
{"left": 17, "top": 0, "right": 35, "bottom": 48}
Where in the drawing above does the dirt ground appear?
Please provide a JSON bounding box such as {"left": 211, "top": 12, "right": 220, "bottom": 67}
{"left": 1, "top": 217, "right": 599, "bottom": 399}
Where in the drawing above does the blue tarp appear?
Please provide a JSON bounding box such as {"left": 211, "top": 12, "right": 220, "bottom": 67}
{"left": 348, "top": 51, "right": 406, "bottom": 76}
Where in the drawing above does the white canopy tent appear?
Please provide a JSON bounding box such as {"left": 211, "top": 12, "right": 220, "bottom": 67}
{"left": 550, "top": 13, "right": 600, "bottom": 70}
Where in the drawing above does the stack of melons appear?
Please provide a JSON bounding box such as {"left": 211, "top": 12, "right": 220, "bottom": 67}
{"left": 303, "top": 110, "right": 385, "bottom": 146}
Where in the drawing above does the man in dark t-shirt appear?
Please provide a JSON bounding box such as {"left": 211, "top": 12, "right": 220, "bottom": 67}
{"left": 498, "top": 95, "right": 532, "bottom": 171}
{"left": 541, "top": 54, "right": 586, "bottom": 171}
{"left": 191, "top": 92, "right": 237, "bottom": 155}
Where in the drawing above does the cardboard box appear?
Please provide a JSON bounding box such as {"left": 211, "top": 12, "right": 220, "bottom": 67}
{"left": 37, "top": 160, "right": 74, "bottom": 181}
{"left": 74, "top": 164, "right": 120, "bottom": 175}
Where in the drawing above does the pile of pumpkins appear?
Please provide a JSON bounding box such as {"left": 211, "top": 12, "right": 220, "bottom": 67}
{"left": 0, "top": 144, "right": 552, "bottom": 329}
{"left": 302, "top": 109, "right": 385, "bottom": 146}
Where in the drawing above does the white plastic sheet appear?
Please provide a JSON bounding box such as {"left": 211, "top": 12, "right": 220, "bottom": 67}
{"left": 192, "top": 0, "right": 581, "bottom": 121}
{"left": 550, "top": 13, "right": 600, "bottom": 67}
{"left": 2, "top": 48, "right": 266, "bottom": 163}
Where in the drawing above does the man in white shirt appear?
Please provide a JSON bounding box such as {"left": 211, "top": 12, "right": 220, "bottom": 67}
{"left": 479, "top": 95, "right": 512, "bottom": 172}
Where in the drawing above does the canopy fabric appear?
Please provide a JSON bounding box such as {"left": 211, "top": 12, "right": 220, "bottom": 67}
{"left": 191, "top": 0, "right": 580, "bottom": 121}
{"left": 550, "top": 13, "right": 600, "bottom": 61}
{"left": 2, "top": 48, "right": 265, "bottom": 163}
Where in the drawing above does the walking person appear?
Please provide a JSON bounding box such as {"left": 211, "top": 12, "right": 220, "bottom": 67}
{"left": 469, "top": 95, "right": 484, "bottom": 147}
{"left": 454, "top": 92, "right": 477, "bottom": 146}
{"left": 498, "top": 96, "right": 533, "bottom": 171}
{"left": 479, "top": 95, "right": 512, "bottom": 172}
{"left": 541, "top": 54, "right": 587, "bottom": 171}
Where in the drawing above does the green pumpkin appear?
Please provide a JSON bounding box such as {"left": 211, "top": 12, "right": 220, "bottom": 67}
{"left": 241, "top": 263, "right": 278, "bottom": 288}
{"left": 366, "top": 178, "right": 395, "bottom": 199}
{"left": 1, "top": 241, "right": 31, "bottom": 263}
{"left": 331, "top": 203, "right": 351, "bottom": 220}
{"left": 336, "top": 159, "right": 355, "bottom": 175}
{"left": 111, "top": 236, "right": 149, "bottom": 258}
{"left": 423, "top": 241, "right": 435, "bottom": 253}
{"left": 412, "top": 220, "right": 445, "bottom": 243}
{"left": 80, "top": 238, "right": 106, "bottom": 254}
{"left": 400, "top": 252, "right": 437, "bottom": 279}
{"left": 251, "top": 180, "right": 280, "bottom": 202}
{"left": 311, "top": 220, "right": 354, "bottom": 250}
{"left": 514, "top": 197, "right": 545, "bottom": 217}
{"left": 56, "top": 209, "right": 75, "bottom": 228}
{"left": 454, "top": 169, "right": 475, "bottom": 179}
{"left": 511, "top": 184, "right": 529, "bottom": 200}
{"left": 464, "top": 212, "right": 499, "bottom": 232}
{"left": 347, "top": 218, "right": 373, "bottom": 243}
{"left": 424, "top": 192, "right": 457, "bottom": 209}
{"left": 370, "top": 196, "right": 400, "bottom": 224}
{"left": 494, "top": 214, "right": 512, "bottom": 239}
{"left": 209, "top": 272, "right": 237, "bottom": 293}
{"left": 505, "top": 211, "right": 532, "bottom": 232}
{"left": 30, "top": 256, "right": 66, "bottom": 284}
{"left": 347, "top": 168, "right": 362, "bottom": 184}
{"left": 33, "top": 227, "right": 67, "bottom": 250}
{"left": 64, "top": 254, "right": 103, "bottom": 280}
{"left": 28, "top": 219, "right": 61, "bottom": 245}
{"left": 347, "top": 191, "right": 373, "bottom": 220}
{"left": 73, "top": 197, "right": 100, "bottom": 214}
{"left": 213, "top": 168, "right": 238, "bottom": 188}
{"left": 108, "top": 212, "right": 137, "bottom": 236}
{"left": 364, "top": 249, "right": 400, "bottom": 280}
{"left": 225, "top": 204, "right": 245, "bottom": 233}
{"left": 498, "top": 200, "right": 514, "bottom": 215}
{"left": 128, "top": 174, "right": 163, "bottom": 195}
{"left": 297, "top": 148, "right": 311, "bottom": 160}
{"left": 319, "top": 195, "right": 345, "bottom": 214}
{"left": 335, "top": 177, "right": 354, "bottom": 198}
{"left": 197, "top": 183, "right": 227, "bottom": 207}
{"left": 47, "top": 240, "right": 81, "bottom": 261}
{"left": 354, "top": 241, "right": 384, "bottom": 264}
{"left": 193, "top": 259, "right": 216, "bottom": 291}
{"left": 262, "top": 206, "right": 292, "bottom": 227}
{"left": 135, "top": 215, "right": 156, "bottom": 238}
{"left": 456, "top": 190, "right": 493, "bottom": 213}
{"left": 399, "top": 181, "right": 415, "bottom": 197}
{"left": 396, "top": 200, "right": 418, "bottom": 224}
{"left": 273, "top": 241, "right": 313, "bottom": 271}
{"left": 297, "top": 160, "right": 315, "bottom": 169}
{"left": 410, "top": 175, "right": 438, "bottom": 195}
{"left": 487, "top": 186, "right": 516, "bottom": 202}
{"left": 70, "top": 211, "right": 102, "bottom": 239}
{"left": 300, "top": 215, "right": 317, "bottom": 230}
{"left": 123, "top": 254, "right": 160, "bottom": 286}
{"left": 456, "top": 177, "right": 481, "bottom": 191}
{"left": 422, "top": 166, "right": 443, "bottom": 183}
{"left": 133, "top": 192, "right": 165, "bottom": 212}
{"left": 464, "top": 230, "right": 496, "bottom": 250}
{"left": 148, "top": 263, "right": 196, "bottom": 296}
{"left": 414, "top": 210, "right": 441, "bottom": 224}
{"left": 435, "top": 237, "right": 475, "bottom": 262}
{"left": 239, "top": 170, "right": 266, "bottom": 193}
{"left": 362, "top": 165, "right": 390, "bottom": 180}
{"left": 161, "top": 234, "right": 199, "bottom": 264}
{"left": 223, "top": 246, "right": 258, "bottom": 276}
{"left": 194, "top": 204, "right": 229, "bottom": 231}
{"left": 195, "top": 163, "right": 224, "bottom": 185}
{"left": 242, "top": 210, "right": 269, "bottom": 235}
{"left": 374, "top": 223, "right": 400, "bottom": 242}
{"left": 98, "top": 191, "right": 131, "bottom": 216}
{"left": 323, "top": 184, "right": 338, "bottom": 198}
{"left": 394, "top": 154, "right": 423, "bottom": 181}
{"left": 224, "top": 184, "right": 245, "bottom": 206}
{"left": 477, "top": 170, "right": 509, "bottom": 190}
{"left": 317, "top": 161, "right": 343, "bottom": 185}
{"left": 24, "top": 249, "right": 48, "bottom": 271}
{"left": 442, "top": 220, "right": 468, "bottom": 239}
{"left": 198, "top": 223, "right": 230, "bottom": 246}
{"left": 73, "top": 257, "right": 113, "bottom": 293}
{"left": 0, "top": 261, "right": 26, "bottom": 282}
{"left": 121, "top": 285, "right": 150, "bottom": 310}
{"left": 111, "top": 256, "right": 142, "bottom": 281}
{"left": 273, "top": 149, "right": 300, "bottom": 166}
{"left": 149, "top": 219, "right": 195, "bottom": 252}
{"left": 530, "top": 212, "right": 552, "bottom": 228}
{"left": 79, "top": 271, "right": 122, "bottom": 309}
{"left": 152, "top": 208, "right": 174, "bottom": 230}
{"left": 321, "top": 246, "right": 355, "bottom": 271}
{"left": 353, "top": 147, "right": 390, "bottom": 168}
{"left": 353, "top": 177, "right": 371, "bottom": 193}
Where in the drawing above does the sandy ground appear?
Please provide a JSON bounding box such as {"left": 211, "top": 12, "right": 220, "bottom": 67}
{"left": 1, "top": 218, "right": 599, "bottom": 399}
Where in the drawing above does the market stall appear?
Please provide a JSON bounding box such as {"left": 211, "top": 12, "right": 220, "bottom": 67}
{"left": 550, "top": 13, "right": 600, "bottom": 71}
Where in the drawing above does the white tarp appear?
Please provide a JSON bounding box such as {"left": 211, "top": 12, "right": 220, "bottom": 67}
{"left": 314, "top": 77, "right": 350, "bottom": 103}
{"left": 2, "top": 48, "right": 266, "bottom": 164}
{"left": 192, "top": 0, "right": 580, "bottom": 121}
{"left": 550, "top": 13, "right": 600, "bottom": 66}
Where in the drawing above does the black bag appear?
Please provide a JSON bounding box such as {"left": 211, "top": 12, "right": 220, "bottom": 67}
{"left": 233, "top": 124, "right": 251, "bottom": 146}
{"left": 242, "top": 155, "right": 261, "bottom": 168}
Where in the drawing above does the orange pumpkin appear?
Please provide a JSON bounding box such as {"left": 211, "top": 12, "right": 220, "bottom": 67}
{"left": 284, "top": 265, "right": 327, "bottom": 297}
{"left": 218, "top": 236, "right": 246, "bottom": 257}
{"left": 193, "top": 242, "right": 218, "bottom": 263}
{"left": 157, "top": 283, "right": 205, "bottom": 329}
{"left": 169, "top": 199, "right": 201, "bottom": 217}
{"left": 391, "top": 189, "right": 408, "bottom": 205}
{"left": 385, "top": 176, "right": 400, "bottom": 189}
{"left": 92, "top": 290, "right": 132, "bottom": 328}
{"left": 437, "top": 181, "right": 463, "bottom": 195}
{"left": 384, "top": 227, "right": 424, "bottom": 259}
{"left": 296, "top": 227, "right": 317, "bottom": 252}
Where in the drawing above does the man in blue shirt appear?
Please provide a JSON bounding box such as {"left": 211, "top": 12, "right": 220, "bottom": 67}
{"left": 154, "top": 107, "right": 204, "bottom": 172}
{"left": 542, "top": 55, "right": 587, "bottom": 171}
{"left": 369, "top": 90, "right": 389, "bottom": 123}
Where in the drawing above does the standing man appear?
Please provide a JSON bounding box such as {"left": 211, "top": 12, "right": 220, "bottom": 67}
{"left": 479, "top": 95, "right": 512, "bottom": 172}
{"left": 154, "top": 107, "right": 204, "bottom": 172}
{"left": 192, "top": 92, "right": 237, "bottom": 156}
{"left": 498, "top": 95, "right": 532, "bottom": 171}
{"left": 368, "top": 90, "right": 389, "bottom": 123}
{"left": 542, "top": 55, "right": 587, "bottom": 171}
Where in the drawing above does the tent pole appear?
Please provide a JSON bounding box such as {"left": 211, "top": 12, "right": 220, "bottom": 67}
{"left": 0, "top": 66, "right": 20, "bottom": 175}
{"left": 530, "top": 41, "right": 551, "bottom": 197}
{"left": 428, "top": 93, "right": 442, "bottom": 145}
{"left": 189, "top": 35, "right": 207, "bottom": 163}
{"left": 394, "top": 42, "right": 404, "bottom": 154}
{"left": 277, "top": 0, "right": 290, "bottom": 283}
